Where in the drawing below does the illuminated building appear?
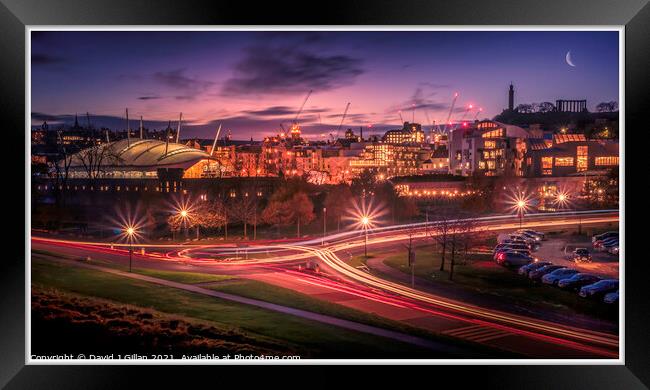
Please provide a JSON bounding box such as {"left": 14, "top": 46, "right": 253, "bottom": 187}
{"left": 391, "top": 175, "right": 468, "bottom": 199}
{"left": 349, "top": 143, "right": 426, "bottom": 178}
{"left": 421, "top": 147, "right": 450, "bottom": 174}
{"left": 382, "top": 122, "right": 425, "bottom": 144}
{"left": 62, "top": 138, "right": 217, "bottom": 180}
{"left": 448, "top": 120, "right": 531, "bottom": 177}
{"left": 522, "top": 136, "right": 619, "bottom": 177}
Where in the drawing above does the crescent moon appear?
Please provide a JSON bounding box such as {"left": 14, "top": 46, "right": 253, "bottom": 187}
{"left": 565, "top": 51, "right": 576, "bottom": 67}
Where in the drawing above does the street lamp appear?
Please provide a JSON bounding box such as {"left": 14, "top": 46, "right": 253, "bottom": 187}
{"left": 178, "top": 208, "right": 192, "bottom": 239}
{"left": 515, "top": 199, "right": 527, "bottom": 229}
{"left": 361, "top": 215, "right": 370, "bottom": 258}
{"left": 124, "top": 225, "right": 137, "bottom": 272}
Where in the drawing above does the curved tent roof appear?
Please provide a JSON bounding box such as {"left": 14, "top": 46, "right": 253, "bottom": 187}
{"left": 67, "top": 139, "right": 213, "bottom": 171}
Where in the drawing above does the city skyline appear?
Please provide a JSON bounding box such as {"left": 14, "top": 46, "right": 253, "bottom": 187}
{"left": 31, "top": 30, "right": 619, "bottom": 139}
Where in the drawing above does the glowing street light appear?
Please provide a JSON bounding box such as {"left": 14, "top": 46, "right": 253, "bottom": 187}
{"left": 170, "top": 197, "right": 197, "bottom": 240}
{"left": 361, "top": 215, "right": 371, "bottom": 258}
{"left": 515, "top": 199, "right": 527, "bottom": 228}
{"left": 123, "top": 224, "right": 138, "bottom": 272}
{"left": 345, "top": 198, "right": 387, "bottom": 260}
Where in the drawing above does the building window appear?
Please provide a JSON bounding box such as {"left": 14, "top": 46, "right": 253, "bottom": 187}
{"left": 484, "top": 140, "right": 496, "bottom": 149}
{"left": 482, "top": 129, "right": 503, "bottom": 138}
{"left": 541, "top": 157, "right": 553, "bottom": 175}
{"left": 554, "top": 157, "right": 574, "bottom": 167}
{"left": 595, "top": 156, "right": 619, "bottom": 166}
{"left": 576, "top": 146, "right": 588, "bottom": 172}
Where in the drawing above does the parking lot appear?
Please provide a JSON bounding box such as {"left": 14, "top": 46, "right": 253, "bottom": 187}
{"left": 493, "top": 229, "right": 619, "bottom": 306}
{"left": 535, "top": 237, "right": 619, "bottom": 279}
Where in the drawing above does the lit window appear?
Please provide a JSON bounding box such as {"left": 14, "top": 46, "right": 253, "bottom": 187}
{"left": 577, "top": 146, "right": 588, "bottom": 172}
{"left": 595, "top": 156, "right": 619, "bottom": 166}
{"left": 554, "top": 157, "right": 574, "bottom": 166}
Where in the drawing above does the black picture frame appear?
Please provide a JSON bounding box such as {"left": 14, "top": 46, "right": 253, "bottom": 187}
{"left": 2, "top": 0, "right": 647, "bottom": 387}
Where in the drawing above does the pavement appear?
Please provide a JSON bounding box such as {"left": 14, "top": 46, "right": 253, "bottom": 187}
{"left": 535, "top": 237, "right": 619, "bottom": 278}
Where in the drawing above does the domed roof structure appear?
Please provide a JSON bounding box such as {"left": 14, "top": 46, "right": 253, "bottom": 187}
{"left": 67, "top": 138, "right": 213, "bottom": 171}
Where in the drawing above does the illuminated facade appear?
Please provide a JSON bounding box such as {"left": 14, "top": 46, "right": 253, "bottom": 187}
{"left": 523, "top": 138, "right": 619, "bottom": 177}
{"left": 62, "top": 139, "right": 216, "bottom": 179}
{"left": 349, "top": 143, "right": 426, "bottom": 178}
{"left": 382, "top": 122, "right": 425, "bottom": 144}
{"left": 448, "top": 120, "right": 531, "bottom": 177}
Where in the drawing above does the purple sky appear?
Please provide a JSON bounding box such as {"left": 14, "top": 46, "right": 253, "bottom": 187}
{"left": 31, "top": 30, "right": 619, "bottom": 140}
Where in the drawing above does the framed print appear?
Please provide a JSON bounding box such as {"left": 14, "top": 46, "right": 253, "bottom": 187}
{"left": 1, "top": 0, "right": 648, "bottom": 387}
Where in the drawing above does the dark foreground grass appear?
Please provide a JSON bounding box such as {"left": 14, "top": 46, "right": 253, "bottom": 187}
{"left": 31, "top": 258, "right": 444, "bottom": 358}
{"left": 31, "top": 287, "right": 292, "bottom": 357}
{"left": 383, "top": 244, "right": 617, "bottom": 320}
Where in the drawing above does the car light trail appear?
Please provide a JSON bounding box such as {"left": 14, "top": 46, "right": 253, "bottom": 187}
{"left": 31, "top": 210, "right": 619, "bottom": 357}
{"left": 283, "top": 244, "right": 618, "bottom": 354}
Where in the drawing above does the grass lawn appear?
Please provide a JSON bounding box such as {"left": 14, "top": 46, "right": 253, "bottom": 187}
{"left": 132, "top": 268, "right": 234, "bottom": 284}
{"left": 382, "top": 244, "right": 616, "bottom": 320}
{"left": 31, "top": 257, "right": 445, "bottom": 358}
{"left": 347, "top": 253, "right": 373, "bottom": 268}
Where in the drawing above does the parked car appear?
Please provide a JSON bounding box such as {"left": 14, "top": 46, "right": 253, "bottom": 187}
{"left": 579, "top": 279, "right": 619, "bottom": 298}
{"left": 518, "top": 261, "right": 552, "bottom": 276}
{"left": 597, "top": 238, "right": 619, "bottom": 252}
{"left": 607, "top": 245, "right": 620, "bottom": 255}
{"left": 519, "top": 229, "right": 545, "bottom": 240}
{"left": 572, "top": 248, "right": 592, "bottom": 263}
{"left": 603, "top": 290, "right": 619, "bottom": 304}
{"left": 592, "top": 231, "right": 618, "bottom": 243}
{"left": 542, "top": 268, "right": 579, "bottom": 285}
{"left": 518, "top": 231, "right": 542, "bottom": 242}
{"left": 501, "top": 238, "right": 530, "bottom": 247}
{"left": 529, "top": 265, "right": 566, "bottom": 280}
{"left": 510, "top": 233, "right": 536, "bottom": 245}
{"left": 495, "top": 251, "right": 534, "bottom": 267}
{"left": 493, "top": 243, "right": 529, "bottom": 253}
{"left": 557, "top": 273, "right": 601, "bottom": 290}
{"left": 594, "top": 237, "right": 618, "bottom": 251}
{"left": 494, "top": 247, "right": 531, "bottom": 259}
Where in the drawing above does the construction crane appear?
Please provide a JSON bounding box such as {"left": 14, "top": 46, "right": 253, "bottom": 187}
{"left": 443, "top": 92, "right": 459, "bottom": 133}
{"left": 293, "top": 90, "right": 312, "bottom": 125}
{"left": 398, "top": 110, "right": 404, "bottom": 123}
{"left": 473, "top": 107, "right": 483, "bottom": 120}
{"left": 336, "top": 102, "right": 351, "bottom": 139}
{"left": 452, "top": 103, "right": 473, "bottom": 131}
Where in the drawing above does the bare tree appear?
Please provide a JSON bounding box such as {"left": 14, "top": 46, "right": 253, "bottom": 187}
{"left": 75, "top": 144, "right": 122, "bottom": 181}
{"left": 596, "top": 101, "right": 618, "bottom": 113}
{"left": 538, "top": 102, "right": 555, "bottom": 113}
{"left": 229, "top": 196, "right": 257, "bottom": 238}
{"left": 428, "top": 206, "right": 456, "bottom": 272}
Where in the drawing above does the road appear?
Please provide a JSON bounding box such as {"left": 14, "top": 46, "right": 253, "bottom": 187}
{"left": 31, "top": 210, "right": 620, "bottom": 359}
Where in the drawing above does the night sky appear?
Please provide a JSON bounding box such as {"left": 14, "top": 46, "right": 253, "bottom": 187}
{"left": 31, "top": 30, "right": 619, "bottom": 139}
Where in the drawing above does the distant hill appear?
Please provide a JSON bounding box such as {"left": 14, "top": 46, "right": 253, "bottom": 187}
{"left": 493, "top": 110, "right": 618, "bottom": 130}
